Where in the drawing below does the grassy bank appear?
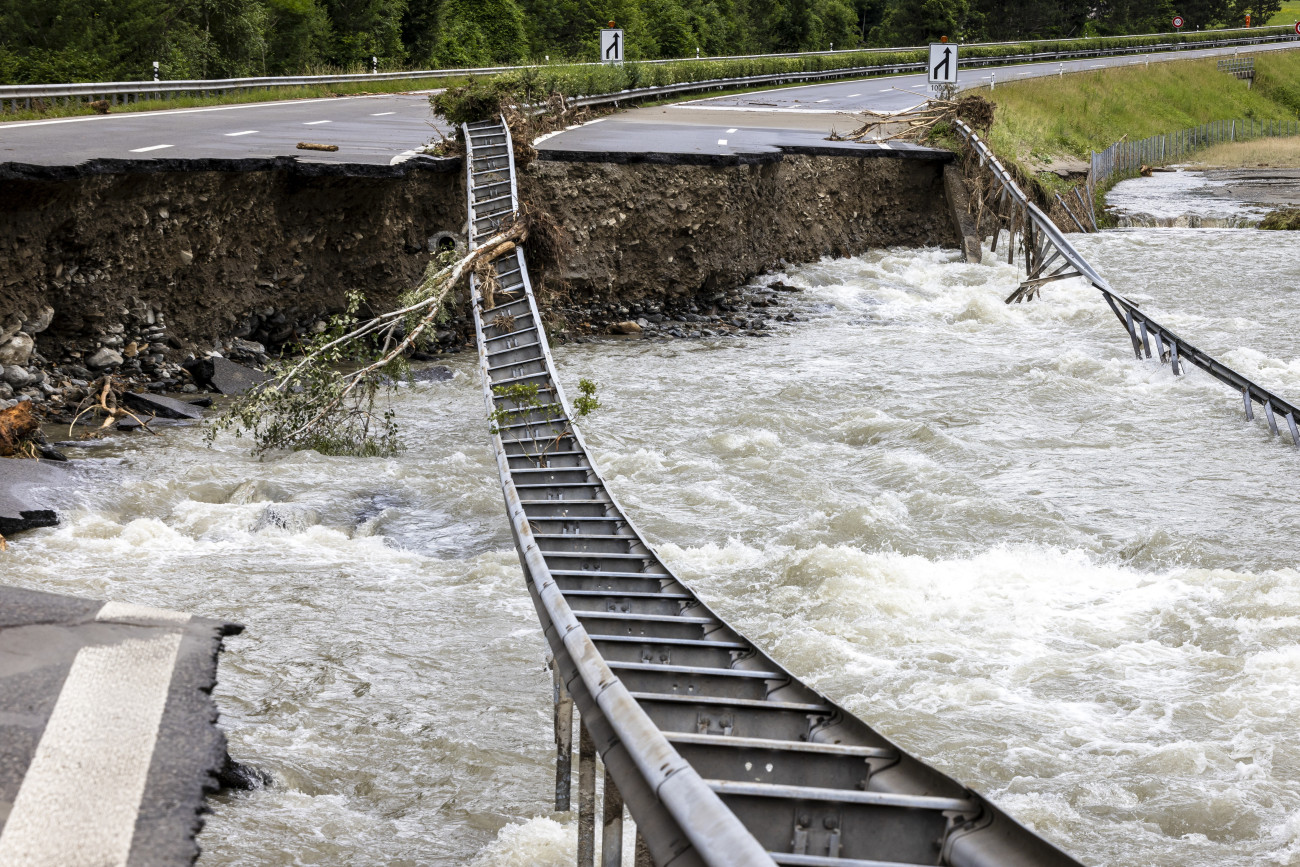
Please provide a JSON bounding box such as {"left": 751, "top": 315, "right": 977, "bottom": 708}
{"left": 1190, "top": 135, "right": 1300, "bottom": 166}
{"left": 1, "top": 25, "right": 1292, "bottom": 124}
{"left": 1267, "top": 1, "right": 1300, "bottom": 24}
{"left": 978, "top": 50, "right": 1300, "bottom": 168}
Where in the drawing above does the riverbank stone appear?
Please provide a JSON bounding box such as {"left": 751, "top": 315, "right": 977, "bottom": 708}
{"left": 183, "top": 356, "right": 268, "bottom": 396}
{"left": 122, "top": 391, "right": 204, "bottom": 421}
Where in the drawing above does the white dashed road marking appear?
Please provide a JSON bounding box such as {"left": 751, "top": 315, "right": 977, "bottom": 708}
{"left": 303, "top": 120, "right": 331, "bottom": 125}
{"left": 371, "top": 112, "right": 396, "bottom": 116}
{"left": 0, "top": 632, "right": 184, "bottom": 866}
{"left": 727, "top": 128, "right": 738, "bottom": 133}
{"left": 847, "top": 93, "right": 861, "bottom": 98}
{"left": 129, "top": 144, "right": 172, "bottom": 153}
{"left": 717, "top": 139, "right": 728, "bottom": 145}
{"left": 224, "top": 130, "right": 257, "bottom": 137}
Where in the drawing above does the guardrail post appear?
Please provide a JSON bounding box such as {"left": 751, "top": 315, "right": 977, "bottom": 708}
{"left": 602, "top": 768, "right": 624, "bottom": 867}
{"left": 578, "top": 722, "right": 596, "bottom": 867}
{"left": 552, "top": 659, "right": 574, "bottom": 811}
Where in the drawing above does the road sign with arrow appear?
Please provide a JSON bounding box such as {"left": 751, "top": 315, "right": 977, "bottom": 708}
{"left": 928, "top": 42, "right": 959, "bottom": 85}
{"left": 601, "top": 29, "right": 624, "bottom": 66}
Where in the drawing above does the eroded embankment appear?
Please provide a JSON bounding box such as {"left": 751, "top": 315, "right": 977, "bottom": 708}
{"left": 0, "top": 150, "right": 955, "bottom": 408}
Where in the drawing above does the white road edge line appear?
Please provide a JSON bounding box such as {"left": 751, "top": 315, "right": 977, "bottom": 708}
{"left": 129, "top": 144, "right": 172, "bottom": 153}
{"left": 224, "top": 130, "right": 257, "bottom": 137}
{"left": 96, "top": 601, "right": 192, "bottom": 625}
{"left": 0, "top": 91, "right": 442, "bottom": 131}
{"left": 0, "top": 631, "right": 184, "bottom": 866}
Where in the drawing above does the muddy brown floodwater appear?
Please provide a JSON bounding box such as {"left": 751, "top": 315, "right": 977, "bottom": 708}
{"left": 4, "top": 227, "right": 1300, "bottom": 867}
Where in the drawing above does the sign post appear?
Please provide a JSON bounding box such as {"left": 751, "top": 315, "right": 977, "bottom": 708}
{"left": 600, "top": 28, "right": 625, "bottom": 66}
{"left": 927, "top": 42, "right": 959, "bottom": 93}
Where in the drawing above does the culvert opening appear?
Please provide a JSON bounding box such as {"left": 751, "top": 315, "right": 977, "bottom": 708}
{"left": 428, "top": 232, "right": 460, "bottom": 255}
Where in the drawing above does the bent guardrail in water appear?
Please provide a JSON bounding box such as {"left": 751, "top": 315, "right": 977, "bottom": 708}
{"left": 464, "top": 112, "right": 1085, "bottom": 866}
{"left": 954, "top": 118, "right": 1300, "bottom": 450}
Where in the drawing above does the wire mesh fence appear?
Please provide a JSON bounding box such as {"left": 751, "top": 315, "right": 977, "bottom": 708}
{"left": 1088, "top": 117, "right": 1300, "bottom": 191}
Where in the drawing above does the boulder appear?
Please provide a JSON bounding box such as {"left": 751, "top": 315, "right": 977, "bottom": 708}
{"left": 0, "top": 315, "right": 20, "bottom": 344}
{"left": 2, "top": 366, "right": 33, "bottom": 388}
{"left": 183, "top": 356, "right": 268, "bottom": 395}
{"left": 0, "top": 334, "right": 34, "bottom": 367}
{"left": 22, "top": 305, "right": 54, "bottom": 334}
{"left": 230, "top": 338, "right": 266, "bottom": 356}
{"left": 121, "top": 391, "right": 204, "bottom": 421}
{"left": 86, "top": 347, "right": 124, "bottom": 369}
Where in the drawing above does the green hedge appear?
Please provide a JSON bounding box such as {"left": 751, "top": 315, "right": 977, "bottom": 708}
{"left": 452, "top": 26, "right": 1295, "bottom": 105}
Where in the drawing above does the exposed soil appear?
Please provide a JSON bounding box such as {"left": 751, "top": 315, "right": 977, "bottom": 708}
{"left": 0, "top": 150, "right": 957, "bottom": 413}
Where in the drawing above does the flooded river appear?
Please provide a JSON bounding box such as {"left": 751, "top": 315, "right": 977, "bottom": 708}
{"left": 4, "top": 227, "right": 1300, "bottom": 867}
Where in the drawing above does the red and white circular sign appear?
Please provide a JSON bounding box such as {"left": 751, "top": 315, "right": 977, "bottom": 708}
{"left": 1173, "top": 15, "right": 1184, "bottom": 27}
{"left": 1295, "top": 20, "right": 1300, "bottom": 34}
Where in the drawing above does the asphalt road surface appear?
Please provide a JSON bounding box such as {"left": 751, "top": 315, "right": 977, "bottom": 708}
{"left": 0, "top": 585, "right": 241, "bottom": 867}
{"left": 0, "top": 39, "right": 1297, "bottom": 166}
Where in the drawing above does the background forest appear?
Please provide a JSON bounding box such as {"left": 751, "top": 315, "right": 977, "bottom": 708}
{"left": 0, "top": 0, "right": 1286, "bottom": 83}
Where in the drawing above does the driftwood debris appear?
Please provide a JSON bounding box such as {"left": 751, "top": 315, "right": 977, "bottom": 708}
{"left": 297, "top": 142, "right": 340, "bottom": 152}
{"left": 831, "top": 94, "right": 995, "bottom": 145}
{"left": 0, "top": 403, "right": 41, "bottom": 458}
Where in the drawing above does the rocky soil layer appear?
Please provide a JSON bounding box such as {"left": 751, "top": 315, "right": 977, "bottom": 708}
{"left": 0, "top": 151, "right": 955, "bottom": 415}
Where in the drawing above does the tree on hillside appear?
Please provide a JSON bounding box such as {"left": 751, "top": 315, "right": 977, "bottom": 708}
{"left": 872, "top": 0, "right": 975, "bottom": 44}
{"left": 430, "top": 0, "right": 528, "bottom": 66}
{"left": 320, "top": 0, "right": 408, "bottom": 66}
{"left": 1229, "top": 0, "right": 1282, "bottom": 26}
{"left": 264, "top": 0, "right": 332, "bottom": 73}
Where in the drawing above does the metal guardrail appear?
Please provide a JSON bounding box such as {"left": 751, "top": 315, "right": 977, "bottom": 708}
{"left": 2, "top": 29, "right": 1296, "bottom": 113}
{"left": 955, "top": 118, "right": 1300, "bottom": 448}
{"left": 1088, "top": 118, "right": 1300, "bottom": 190}
{"left": 464, "top": 113, "right": 1087, "bottom": 866}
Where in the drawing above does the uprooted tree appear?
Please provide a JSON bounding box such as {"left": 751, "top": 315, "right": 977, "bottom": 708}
{"left": 210, "top": 220, "right": 527, "bottom": 457}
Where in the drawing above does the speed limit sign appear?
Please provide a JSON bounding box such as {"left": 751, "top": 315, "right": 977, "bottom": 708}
{"left": 1295, "top": 20, "right": 1300, "bottom": 34}
{"left": 1172, "top": 15, "right": 1184, "bottom": 28}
